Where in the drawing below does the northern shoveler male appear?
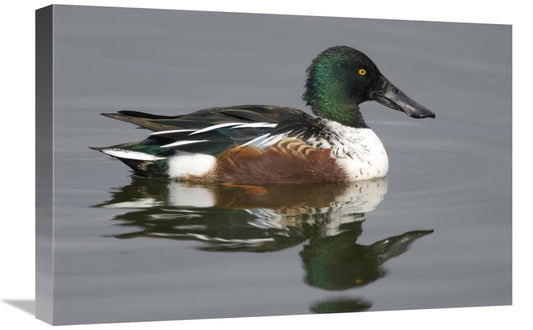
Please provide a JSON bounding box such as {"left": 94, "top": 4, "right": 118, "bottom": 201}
{"left": 92, "top": 46, "right": 435, "bottom": 184}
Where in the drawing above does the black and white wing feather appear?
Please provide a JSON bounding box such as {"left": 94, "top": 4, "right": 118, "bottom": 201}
{"left": 104, "top": 105, "right": 333, "bottom": 155}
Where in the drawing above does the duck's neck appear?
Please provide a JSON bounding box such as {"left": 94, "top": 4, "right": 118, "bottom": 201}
{"left": 311, "top": 103, "right": 368, "bottom": 128}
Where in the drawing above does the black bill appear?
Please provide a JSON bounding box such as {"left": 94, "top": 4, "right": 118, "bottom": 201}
{"left": 370, "top": 77, "right": 436, "bottom": 119}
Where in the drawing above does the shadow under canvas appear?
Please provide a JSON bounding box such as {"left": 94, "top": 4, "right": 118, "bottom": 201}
{"left": 4, "top": 300, "right": 36, "bottom": 316}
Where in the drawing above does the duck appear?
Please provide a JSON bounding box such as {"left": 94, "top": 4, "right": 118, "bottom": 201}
{"left": 92, "top": 46, "right": 435, "bottom": 184}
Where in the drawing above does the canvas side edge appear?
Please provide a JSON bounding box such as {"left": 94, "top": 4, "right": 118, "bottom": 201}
{"left": 35, "top": 5, "right": 54, "bottom": 325}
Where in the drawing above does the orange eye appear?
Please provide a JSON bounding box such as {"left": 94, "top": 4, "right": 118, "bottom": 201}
{"left": 358, "top": 68, "right": 367, "bottom": 76}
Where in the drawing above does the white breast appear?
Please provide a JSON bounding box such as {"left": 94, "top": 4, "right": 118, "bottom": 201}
{"left": 315, "top": 120, "right": 389, "bottom": 181}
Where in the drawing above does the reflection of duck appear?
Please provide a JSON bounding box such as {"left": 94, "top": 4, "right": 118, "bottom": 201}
{"left": 98, "top": 176, "right": 430, "bottom": 259}
{"left": 310, "top": 297, "right": 373, "bottom": 314}
{"left": 97, "top": 176, "right": 433, "bottom": 313}
{"left": 97, "top": 176, "right": 389, "bottom": 252}
{"left": 92, "top": 46, "right": 434, "bottom": 184}
{"left": 301, "top": 227, "right": 433, "bottom": 290}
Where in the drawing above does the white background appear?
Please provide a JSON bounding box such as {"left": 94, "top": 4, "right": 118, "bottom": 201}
{"left": 1, "top": 0, "right": 530, "bottom": 329}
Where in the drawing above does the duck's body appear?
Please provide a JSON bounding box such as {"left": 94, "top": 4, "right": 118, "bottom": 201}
{"left": 93, "top": 46, "right": 434, "bottom": 184}
{"left": 94, "top": 106, "right": 388, "bottom": 183}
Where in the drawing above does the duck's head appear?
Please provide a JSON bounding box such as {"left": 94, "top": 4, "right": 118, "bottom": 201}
{"left": 303, "top": 46, "right": 435, "bottom": 127}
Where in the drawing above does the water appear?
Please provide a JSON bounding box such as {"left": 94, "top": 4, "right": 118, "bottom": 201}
{"left": 45, "top": 5, "right": 511, "bottom": 325}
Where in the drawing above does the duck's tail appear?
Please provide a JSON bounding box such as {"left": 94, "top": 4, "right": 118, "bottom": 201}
{"left": 90, "top": 143, "right": 170, "bottom": 177}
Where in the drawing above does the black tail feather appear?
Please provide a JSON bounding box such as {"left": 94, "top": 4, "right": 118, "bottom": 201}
{"left": 101, "top": 111, "right": 180, "bottom": 131}
{"left": 116, "top": 110, "right": 178, "bottom": 119}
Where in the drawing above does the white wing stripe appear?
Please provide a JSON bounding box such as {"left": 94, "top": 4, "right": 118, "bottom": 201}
{"left": 231, "top": 122, "right": 277, "bottom": 129}
{"left": 161, "top": 140, "right": 209, "bottom": 148}
{"left": 189, "top": 122, "right": 244, "bottom": 135}
{"left": 241, "top": 133, "right": 272, "bottom": 146}
{"left": 189, "top": 122, "right": 277, "bottom": 135}
{"left": 150, "top": 129, "right": 196, "bottom": 136}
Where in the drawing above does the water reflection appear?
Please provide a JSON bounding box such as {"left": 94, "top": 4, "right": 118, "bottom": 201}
{"left": 310, "top": 297, "right": 373, "bottom": 313}
{"left": 95, "top": 176, "right": 433, "bottom": 313}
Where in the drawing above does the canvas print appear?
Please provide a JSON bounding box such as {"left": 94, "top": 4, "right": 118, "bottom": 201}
{"left": 36, "top": 5, "right": 512, "bottom": 325}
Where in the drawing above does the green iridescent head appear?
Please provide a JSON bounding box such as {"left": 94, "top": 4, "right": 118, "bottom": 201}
{"left": 303, "top": 46, "right": 435, "bottom": 127}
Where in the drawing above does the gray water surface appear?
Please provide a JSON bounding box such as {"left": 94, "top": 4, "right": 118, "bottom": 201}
{"left": 47, "top": 5, "right": 511, "bottom": 325}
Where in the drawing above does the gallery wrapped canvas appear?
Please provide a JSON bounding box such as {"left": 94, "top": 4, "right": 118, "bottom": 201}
{"left": 36, "top": 5, "right": 511, "bottom": 325}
